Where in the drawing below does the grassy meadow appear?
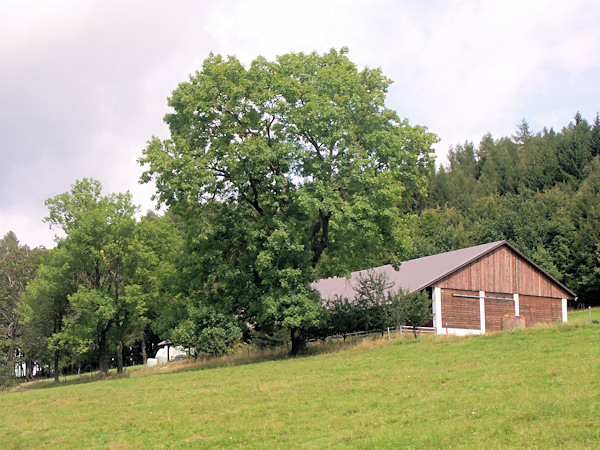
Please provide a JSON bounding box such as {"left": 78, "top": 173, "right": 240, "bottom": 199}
{"left": 1, "top": 317, "right": 599, "bottom": 448}
{"left": 569, "top": 306, "right": 600, "bottom": 323}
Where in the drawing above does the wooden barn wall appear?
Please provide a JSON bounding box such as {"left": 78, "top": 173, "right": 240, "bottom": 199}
{"left": 484, "top": 292, "right": 514, "bottom": 332}
{"left": 440, "top": 289, "right": 480, "bottom": 329}
{"left": 519, "top": 295, "right": 563, "bottom": 325}
{"left": 437, "top": 246, "right": 570, "bottom": 298}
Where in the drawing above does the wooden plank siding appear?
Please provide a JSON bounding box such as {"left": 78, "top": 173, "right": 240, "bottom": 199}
{"left": 440, "top": 289, "right": 480, "bottom": 330}
{"left": 484, "top": 292, "right": 515, "bottom": 332}
{"left": 519, "top": 295, "right": 563, "bottom": 325}
{"left": 437, "top": 246, "right": 570, "bottom": 299}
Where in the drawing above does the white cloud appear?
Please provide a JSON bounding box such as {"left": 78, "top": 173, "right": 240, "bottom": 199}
{"left": 0, "top": 209, "right": 59, "bottom": 249}
{"left": 377, "top": 0, "right": 600, "bottom": 153}
{"left": 0, "top": 0, "right": 599, "bottom": 247}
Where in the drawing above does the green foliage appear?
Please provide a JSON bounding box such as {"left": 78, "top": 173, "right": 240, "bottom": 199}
{"left": 325, "top": 295, "right": 359, "bottom": 339}
{"left": 0, "top": 365, "right": 17, "bottom": 390}
{"left": 569, "top": 156, "right": 600, "bottom": 302}
{"left": 590, "top": 114, "right": 600, "bottom": 157}
{"left": 351, "top": 271, "right": 392, "bottom": 332}
{"left": 8, "top": 55, "right": 599, "bottom": 383}
{"left": 555, "top": 115, "right": 592, "bottom": 182}
{"left": 389, "top": 289, "right": 432, "bottom": 338}
{"left": 326, "top": 271, "right": 404, "bottom": 338}
{"left": 422, "top": 113, "right": 600, "bottom": 305}
{"left": 171, "top": 306, "right": 241, "bottom": 357}
{"left": 40, "top": 179, "right": 165, "bottom": 375}
{"left": 140, "top": 48, "right": 437, "bottom": 350}
{"left": 247, "top": 328, "right": 290, "bottom": 349}
{"left": 0, "top": 232, "right": 40, "bottom": 384}
{"left": 407, "top": 207, "right": 469, "bottom": 258}
{"left": 20, "top": 246, "right": 73, "bottom": 381}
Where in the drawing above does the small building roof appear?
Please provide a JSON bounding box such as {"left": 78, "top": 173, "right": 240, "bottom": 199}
{"left": 312, "top": 240, "right": 576, "bottom": 300}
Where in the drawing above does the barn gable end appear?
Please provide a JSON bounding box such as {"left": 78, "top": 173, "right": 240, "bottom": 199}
{"left": 436, "top": 245, "right": 571, "bottom": 299}
{"left": 432, "top": 242, "right": 574, "bottom": 335}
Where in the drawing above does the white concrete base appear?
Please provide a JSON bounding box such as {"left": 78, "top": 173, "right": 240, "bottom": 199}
{"left": 436, "top": 328, "right": 483, "bottom": 336}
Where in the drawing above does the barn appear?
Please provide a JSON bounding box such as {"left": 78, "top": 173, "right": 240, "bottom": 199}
{"left": 312, "top": 240, "right": 576, "bottom": 335}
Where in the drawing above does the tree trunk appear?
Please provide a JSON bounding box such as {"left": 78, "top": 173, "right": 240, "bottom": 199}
{"left": 141, "top": 335, "right": 147, "bottom": 365}
{"left": 25, "top": 360, "right": 32, "bottom": 381}
{"left": 53, "top": 349, "right": 60, "bottom": 385}
{"left": 311, "top": 211, "right": 331, "bottom": 266}
{"left": 6, "top": 319, "right": 18, "bottom": 363}
{"left": 289, "top": 328, "right": 306, "bottom": 357}
{"left": 6, "top": 343, "right": 15, "bottom": 363}
{"left": 98, "top": 331, "right": 109, "bottom": 378}
{"left": 52, "top": 314, "right": 62, "bottom": 384}
{"left": 116, "top": 340, "right": 124, "bottom": 374}
{"left": 6, "top": 329, "right": 16, "bottom": 367}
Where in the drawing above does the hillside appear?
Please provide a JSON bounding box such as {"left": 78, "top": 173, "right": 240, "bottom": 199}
{"left": 1, "top": 320, "right": 599, "bottom": 448}
{"left": 4, "top": 112, "right": 599, "bottom": 392}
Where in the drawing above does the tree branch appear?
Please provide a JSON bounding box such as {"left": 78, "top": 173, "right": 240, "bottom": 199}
{"left": 304, "top": 132, "right": 324, "bottom": 160}
{"left": 311, "top": 210, "right": 330, "bottom": 266}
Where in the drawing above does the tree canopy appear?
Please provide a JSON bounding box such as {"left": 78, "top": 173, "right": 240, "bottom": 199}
{"left": 140, "top": 48, "right": 438, "bottom": 353}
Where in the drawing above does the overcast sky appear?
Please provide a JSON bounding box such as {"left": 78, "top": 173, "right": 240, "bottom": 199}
{"left": 1, "top": 0, "right": 599, "bottom": 248}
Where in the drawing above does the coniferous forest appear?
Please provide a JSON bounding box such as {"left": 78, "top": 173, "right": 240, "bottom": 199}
{"left": 419, "top": 113, "right": 600, "bottom": 306}
{"left": 1, "top": 50, "right": 598, "bottom": 385}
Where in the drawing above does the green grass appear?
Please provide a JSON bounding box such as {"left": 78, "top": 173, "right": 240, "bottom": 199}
{"left": 2, "top": 322, "right": 599, "bottom": 448}
{"left": 569, "top": 306, "right": 600, "bottom": 323}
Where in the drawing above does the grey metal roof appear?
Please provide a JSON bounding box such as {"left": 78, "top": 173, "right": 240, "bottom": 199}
{"left": 311, "top": 240, "right": 576, "bottom": 300}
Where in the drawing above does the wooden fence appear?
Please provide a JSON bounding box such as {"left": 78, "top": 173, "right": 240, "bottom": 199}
{"left": 308, "top": 325, "right": 436, "bottom": 343}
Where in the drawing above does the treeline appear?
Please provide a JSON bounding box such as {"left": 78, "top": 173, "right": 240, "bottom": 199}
{"left": 1, "top": 181, "right": 185, "bottom": 385}
{"left": 408, "top": 113, "right": 600, "bottom": 306}
{"left": 1, "top": 49, "right": 598, "bottom": 386}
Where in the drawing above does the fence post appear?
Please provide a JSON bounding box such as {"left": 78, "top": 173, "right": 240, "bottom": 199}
{"left": 590, "top": 306, "right": 592, "bottom": 324}
{"left": 387, "top": 327, "right": 390, "bottom": 341}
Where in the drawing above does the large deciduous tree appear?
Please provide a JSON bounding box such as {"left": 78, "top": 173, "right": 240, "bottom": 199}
{"left": 140, "top": 48, "right": 438, "bottom": 354}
